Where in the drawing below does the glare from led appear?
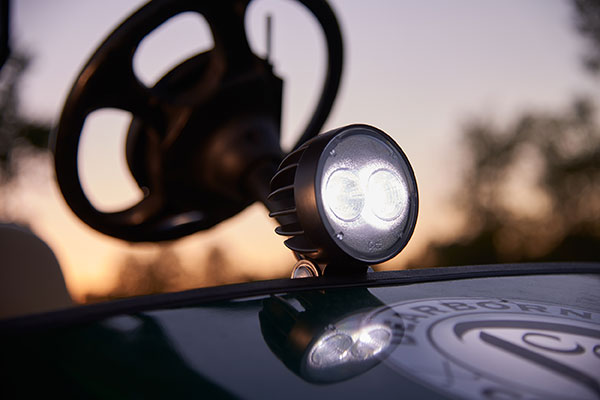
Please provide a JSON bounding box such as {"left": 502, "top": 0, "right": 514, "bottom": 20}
{"left": 308, "top": 323, "right": 393, "bottom": 369}
{"left": 367, "top": 169, "right": 407, "bottom": 221}
{"left": 310, "top": 332, "right": 353, "bottom": 367}
{"left": 324, "top": 168, "right": 364, "bottom": 221}
{"left": 352, "top": 327, "right": 392, "bottom": 359}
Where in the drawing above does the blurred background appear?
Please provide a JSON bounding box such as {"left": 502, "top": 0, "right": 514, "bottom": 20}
{"left": 1, "top": 0, "right": 598, "bottom": 308}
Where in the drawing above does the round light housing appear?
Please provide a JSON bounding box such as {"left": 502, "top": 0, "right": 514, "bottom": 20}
{"left": 268, "top": 124, "right": 418, "bottom": 270}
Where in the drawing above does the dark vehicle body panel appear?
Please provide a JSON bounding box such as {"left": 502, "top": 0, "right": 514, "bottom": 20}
{"left": 2, "top": 263, "right": 600, "bottom": 399}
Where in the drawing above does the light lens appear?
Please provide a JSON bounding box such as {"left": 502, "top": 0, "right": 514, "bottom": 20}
{"left": 310, "top": 333, "right": 353, "bottom": 367}
{"left": 367, "top": 169, "right": 407, "bottom": 221}
{"left": 352, "top": 327, "right": 392, "bottom": 359}
{"left": 316, "top": 127, "right": 417, "bottom": 263}
{"left": 324, "top": 169, "right": 364, "bottom": 221}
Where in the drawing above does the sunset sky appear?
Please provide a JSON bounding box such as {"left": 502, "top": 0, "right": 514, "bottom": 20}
{"left": 7, "top": 0, "right": 599, "bottom": 300}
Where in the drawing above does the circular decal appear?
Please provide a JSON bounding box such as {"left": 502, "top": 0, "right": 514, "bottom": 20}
{"left": 385, "top": 298, "right": 600, "bottom": 400}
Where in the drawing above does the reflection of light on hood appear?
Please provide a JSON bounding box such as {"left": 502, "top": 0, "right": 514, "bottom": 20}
{"left": 356, "top": 327, "right": 392, "bottom": 358}
{"left": 309, "top": 324, "right": 392, "bottom": 368}
{"left": 301, "top": 311, "right": 400, "bottom": 382}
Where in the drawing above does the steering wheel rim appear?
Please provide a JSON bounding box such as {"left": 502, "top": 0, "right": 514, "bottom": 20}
{"left": 52, "top": 0, "right": 343, "bottom": 242}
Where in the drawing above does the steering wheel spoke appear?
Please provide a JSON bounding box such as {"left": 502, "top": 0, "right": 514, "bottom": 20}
{"left": 204, "top": 0, "right": 256, "bottom": 77}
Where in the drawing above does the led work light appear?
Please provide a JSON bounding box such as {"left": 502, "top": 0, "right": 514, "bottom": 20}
{"left": 268, "top": 124, "right": 418, "bottom": 273}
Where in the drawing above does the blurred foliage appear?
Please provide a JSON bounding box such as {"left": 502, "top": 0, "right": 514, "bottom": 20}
{"left": 85, "top": 248, "right": 189, "bottom": 302}
{"left": 85, "top": 245, "right": 260, "bottom": 303}
{"left": 415, "top": 0, "right": 600, "bottom": 267}
{"left": 0, "top": 52, "right": 51, "bottom": 183}
{"left": 417, "top": 99, "right": 600, "bottom": 267}
{"left": 574, "top": 0, "right": 600, "bottom": 75}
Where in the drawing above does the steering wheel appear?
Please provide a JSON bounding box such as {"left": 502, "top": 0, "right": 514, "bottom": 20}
{"left": 52, "top": 0, "right": 342, "bottom": 242}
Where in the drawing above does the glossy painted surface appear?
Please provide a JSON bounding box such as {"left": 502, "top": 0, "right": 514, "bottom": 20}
{"left": 2, "top": 268, "right": 600, "bottom": 399}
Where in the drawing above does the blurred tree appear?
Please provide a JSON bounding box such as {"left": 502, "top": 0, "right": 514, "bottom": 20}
{"left": 574, "top": 0, "right": 600, "bottom": 75}
{"left": 414, "top": 0, "right": 600, "bottom": 267}
{"left": 0, "top": 52, "right": 50, "bottom": 184}
{"left": 87, "top": 248, "right": 187, "bottom": 302}
{"left": 417, "top": 99, "right": 600, "bottom": 267}
{"left": 85, "top": 244, "right": 263, "bottom": 302}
